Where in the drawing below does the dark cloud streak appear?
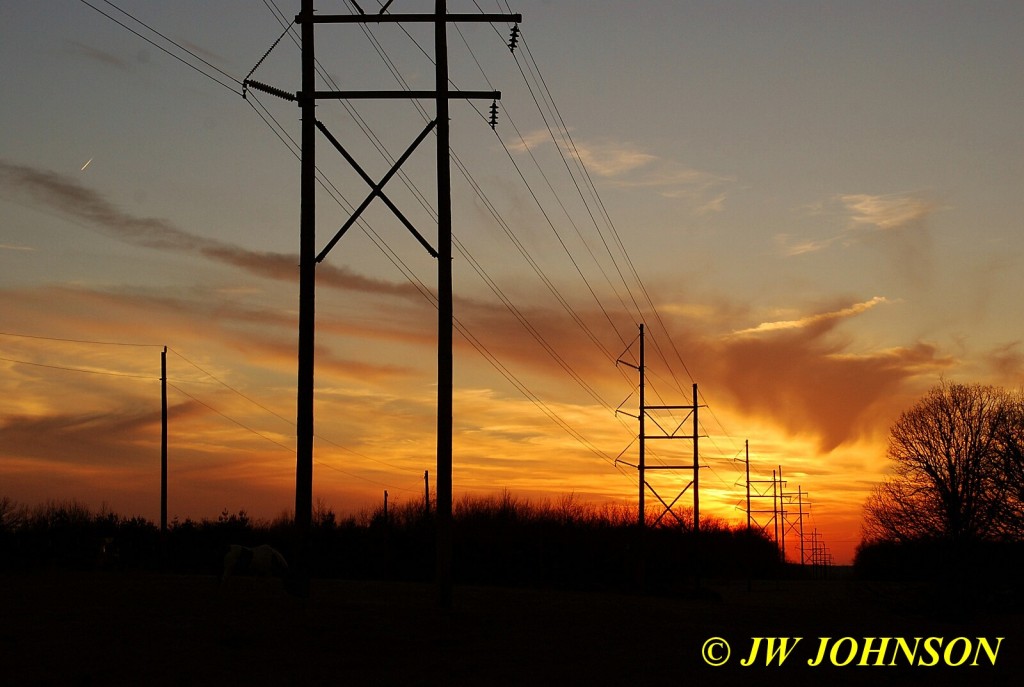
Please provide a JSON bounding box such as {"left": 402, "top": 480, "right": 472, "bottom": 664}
{"left": 0, "top": 160, "right": 422, "bottom": 300}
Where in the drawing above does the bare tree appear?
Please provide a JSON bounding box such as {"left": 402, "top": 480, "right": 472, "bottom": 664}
{"left": 993, "top": 394, "right": 1024, "bottom": 538}
{"left": 0, "top": 496, "right": 28, "bottom": 533}
{"left": 863, "top": 382, "right": 1018, "bottom": 543}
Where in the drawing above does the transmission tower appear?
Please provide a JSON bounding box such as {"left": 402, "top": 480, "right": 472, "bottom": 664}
{"left": 746, "top": 462, "right": 785, "bottom": 558}
{"left": 809, "top": 528, "right": 833, "bottom": 575}
{"left": 782, "top": 484, "right": 808, "bottom": 566}
{"left": 247, "top": 0, "right": 520, "bottom": 603}
{"left": 616, "top": 324, "right": 705, "bottom": 531}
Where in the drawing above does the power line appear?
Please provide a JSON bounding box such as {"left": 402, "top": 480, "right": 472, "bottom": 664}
{"left": 167, "top": 381, "right": 292, "bottom": 453}
{"left": 169, "top": 347, "right": 423, "bottom": 476}
{"left": 167, "top": 381, "right": 413, "bottom": 492}
{"left": 0, "top": 331, "right": 162, "bottom": 348}
{"left": 496, "top": 13, "right": 745, "bottom": 468}
{"left": 0, "top": 356, "right": 154, "bottom": 380}
{"left": 1, "top": 329, "right": 427, "bottom": 479}
{"left": 77, "top": 0, "right": 242, "bottom": 95}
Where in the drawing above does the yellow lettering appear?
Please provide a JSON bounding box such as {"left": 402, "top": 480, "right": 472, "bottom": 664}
{"left": 807, "top": 637, "right": 830, "bottom": 667}
{"left": 890, "top": 637, "right": 921, "bottom": 666}
{"left": 829, "top": 637, "right": 858, "bottom": 667}
{"left": 740, "top": 637, "right": 763, "bottom": 667}
{"left": 972, "top": 637, "right": 1002, "bottom": 666}
{"left": 918, "top": 637, "right": 941, "bottom": 667}
{"left": 740, "top": 637, "right": 802, "bottom": 666}
{"left": 858, "top": 637, "right": 890, "bottom": 666}
{"left": 943, "top": 637, "right": 971, "bottom": 667}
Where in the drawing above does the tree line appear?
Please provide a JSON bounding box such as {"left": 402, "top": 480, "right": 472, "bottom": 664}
{"left": 0, "top": 492, "right": 781, "bottom": 592}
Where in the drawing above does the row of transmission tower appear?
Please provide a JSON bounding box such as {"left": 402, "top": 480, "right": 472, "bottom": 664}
{"left": 743, "top": 441, "right": 833, "bottom": 571}
{"left": 615, "top": 324, "right": 834, "bottom": 574}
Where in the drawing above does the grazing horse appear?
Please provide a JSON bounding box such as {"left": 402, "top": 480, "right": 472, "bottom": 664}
{"left": 221, "top": 544, "right": 289, "bottom": 582}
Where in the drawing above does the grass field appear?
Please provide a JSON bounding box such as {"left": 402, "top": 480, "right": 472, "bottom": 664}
{"left": 1, "top": 571, "right": 1020, "bottom": 686}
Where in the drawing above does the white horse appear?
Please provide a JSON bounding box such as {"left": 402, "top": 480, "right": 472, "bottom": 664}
{"left": 221, "top": 544, "right": 290, "bottom": 582}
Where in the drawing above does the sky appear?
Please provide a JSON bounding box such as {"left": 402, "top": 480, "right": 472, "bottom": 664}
{"left": 1, "top": 1, "right": 1022, "bottom": 565}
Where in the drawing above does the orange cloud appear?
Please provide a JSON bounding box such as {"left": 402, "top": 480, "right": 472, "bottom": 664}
{"left": 0, "top": 160, "right": 425, "bottom": 302}
{"left": 730, "top": 297, "right": 888, "bottom": 336}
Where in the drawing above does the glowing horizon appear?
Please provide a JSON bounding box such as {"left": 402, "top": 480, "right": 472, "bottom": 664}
{"left": 3, "top": 2, "right": 1024, "bottom": 566}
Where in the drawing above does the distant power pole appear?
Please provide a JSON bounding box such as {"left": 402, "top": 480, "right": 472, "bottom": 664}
{"left": 160, "top": 346, "right": 168, "bottom": 536}
{"left": 747, "top": 461, "right": 783, "bottom": 553}
{"left": 797, "top": 487, "right": 806, "bottom": 566}
{"left": 248, "top": 0, "right": 520, "bottom": 605}
{"left": 744, "top": 440, "right": 751, "bottom": 532}
{"left": 778, "top": 465, "right": 785, "bottom": 562}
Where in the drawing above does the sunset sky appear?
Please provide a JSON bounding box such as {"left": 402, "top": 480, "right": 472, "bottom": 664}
{"left": 2, "top": 1, "right": 1022, "bottom": 564}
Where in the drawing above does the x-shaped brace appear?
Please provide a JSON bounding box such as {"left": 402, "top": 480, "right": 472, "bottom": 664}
{"left": 316, "top": 119, "right": 439, "bottom": 262}
{"left": 648, "top": 480, "right": 692, "bottom": 527}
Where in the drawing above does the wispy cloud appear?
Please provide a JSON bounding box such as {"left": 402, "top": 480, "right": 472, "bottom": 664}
{"left": 780, "top": 192, "right": 940, "bottom": 257}
{"left": 1, "top": 284, "right": 419, "bottom": 386}
{"left": 0, "top": 244, "right": 34, "bottom": 252}
{"left": 569, "top": 140, "right": 657, "bottom": 177}
{"left": 775, "top": 232, "right": 841, "bottom": 257}
{"left": 66, "top": 40, "right": 130, "bottom": 71}
{"left": 985, "top": 341, "right": 1024, "bottom": 383}
{"left": 506, "top": 131, "right": 731, "bottom": 209}
{"left": 0, "top": 160, "right": 423, "bottom": 301}
{"left": 731, "top": 296, "right": 888, "bottom": 336}
{"left": 840, "top": 193, "right": 937, "bottom": 231}
{"left": 0, "top": 404, "right": 195, "bottom": 469}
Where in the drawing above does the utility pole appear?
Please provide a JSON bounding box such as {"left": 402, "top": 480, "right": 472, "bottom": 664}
{"left": 772, "top": 468, "right": 779, "bottom": 553}
{"left": 433, "top": 0, "right": 455, "bottom": 610}
{"left": 638, "top": 323, "right": 646, "bottom": 526}
{"left": 249, "top": 0, "right": 520, "bottom": 606}
{"left": 692, "top": 383, "right": 700, "bottom": 535}
{"left": 747, "top": 467, "right": 783, "bottom": 550}
{"left": 424, "top": 469, "right": 430, "bottom": 515}
{"left": 744, "top": 439, "right": 752, "bottom": 592}
{"left": 798, "top": 487, "right": 805, "bottom": 567}
{"left": 160, "top": 346, "right": 168, "bottom": 537}
{"left": 290, "top": 0, "right": 317, "bottom": 596}
{"left": 744, "top": 440, "right": 751, "bottom": 532}
{"left": 777, "top": 465, "right": 785, "bottom": 562}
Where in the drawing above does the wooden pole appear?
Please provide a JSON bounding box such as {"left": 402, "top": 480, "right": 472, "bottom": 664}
{"left": 745, "top": 440, "right": 751, "bottom": 532}
{"left": 692, "top": 383, "right": 700, "bottom": 535}
{"left": 638, "top": 324, "right": 645, "bottom": 527}
{"left": 160, "top": 346, "right": 167, "bottom": 536}
{"left": 434, "top": 0, "right": 454, "bottom": 610}
{"left": 294, "top": 0, "right": 316, "bottom": 595}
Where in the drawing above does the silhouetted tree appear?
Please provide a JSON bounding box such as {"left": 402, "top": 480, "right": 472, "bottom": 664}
{"left": 863, "top": 381, "right": 1023, "bottom": 544}
{"left": 993, "top": 397, "right": 1024, "bottom": 537}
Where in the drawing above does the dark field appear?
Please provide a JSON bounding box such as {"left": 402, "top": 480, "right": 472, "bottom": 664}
{"left": 1, "top": 571, "right": 1020, "bottom": 686}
